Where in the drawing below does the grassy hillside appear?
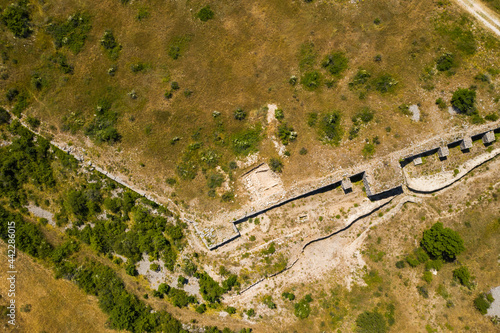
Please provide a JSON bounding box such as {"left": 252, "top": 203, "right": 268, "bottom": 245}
{"left": 1, "top": 0, "right": 500, "bottom": 208}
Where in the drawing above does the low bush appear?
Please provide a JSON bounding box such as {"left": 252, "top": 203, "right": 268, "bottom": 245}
{"left": 196, "top": 6, "right": 214, "bottom": 21}
{"left": 356, "top": 311, "right": 387, "bottom": 333}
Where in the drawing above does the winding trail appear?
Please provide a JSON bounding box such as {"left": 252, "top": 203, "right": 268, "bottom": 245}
{"left": 454, "top": 0, "right": 500, "bottom": 36}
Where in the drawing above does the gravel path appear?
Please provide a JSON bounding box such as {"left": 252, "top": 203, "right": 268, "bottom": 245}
{"left": 454, "top": 0, "right": 500, "bottom": 37}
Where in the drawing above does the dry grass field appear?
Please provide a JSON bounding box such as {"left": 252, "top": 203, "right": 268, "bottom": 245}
{"left": 0, "top": 241, "right": 114, "bottom": 333}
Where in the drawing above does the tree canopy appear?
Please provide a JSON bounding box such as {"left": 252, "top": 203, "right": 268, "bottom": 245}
{"left": 420, "top": 222, "right": 465, "bottom": 261}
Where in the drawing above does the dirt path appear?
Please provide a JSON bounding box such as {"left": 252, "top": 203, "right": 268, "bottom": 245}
{"left": 453, "top": 0, "right": 500, "bottom": 36}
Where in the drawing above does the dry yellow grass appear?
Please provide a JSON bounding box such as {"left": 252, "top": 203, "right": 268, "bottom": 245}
{"left": 0, "top": 241, "right": 114, "bottom": 333}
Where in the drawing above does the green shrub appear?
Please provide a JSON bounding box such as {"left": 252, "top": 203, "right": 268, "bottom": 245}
{"left": 0, "top": 107, "right": 11, "bottom": 124}
{"left": 84, "top": 100, "right": 121, "bottom": 144}
{"left": 362, "top": 143, "right": 375, "bottom": 158}
{"left": 435, "top": 98, "right": 447, "bottom": 109}
{"left": 321, "top": 51, "right": 348, "bottom": 76}
{"left": 263, "top": 295, "right": 277, "bottom": 309}
{"left": 226, "top": 306, "right": 236, "bottom": 314}
{"left": 395, "top": 260, "right": 405, "bottom": 269}
{"left": 269, "top": 158, "right": 283, "bottom": 173}
{"left": 196, "top": 6, "right": 214, "bottom": 21}
{"left": 168, "top": 287, "right": 196, "bottom": 308}
{"left": 374, "top": 74, "right": 398, "bottom": 93}
{"left": 485, "top": 113, "right": 499, "bottom": 121}
{"left": 417, "top": 285, "right": 429, "bottom": 298}
{"left": 474, "top": 294, "right": 491, "bottom": 315}
{"left": 436, "top": 53, "right": 455, "bottom": 72}
{"left": 453, "top": 266, "right": 472, "bottom": 288}
{"left": 355, "top": 311, "right": 387, "bottom": 333}
{"left": 136, "top": 7, "right": 150, "bottom": 21}
{"left": 274, "top": 108, "right": 284, "bottom": 121}
{"left": 100, "top": 30, "right": 122, "bottom": 60}
{"left": 299, "top": 147, "right": 308, "bottom": 155}
{"left": 422, "top": 271, "right": 433, "bottom": 284}
{"left": 450, "top": 88, "right": 476, "bottom": 114}
{"left": 425, "top": 259, "right": 443, "bottom": 271}
{"left": 125, "top": 262, "right": 138, "bottom": 276}
{"left": 207, "top": 173, "right": 224, "bottom": 189}
{"left": 195, "top": 303, "right": 206, "bottom": 314}
{"left": 49, "top": 52, "right": 74, "bottom": 74}
{"left": 282, "top": 292, "right": 296, "bottom": 301}
{"left": 278, "top": 123, "right": 297, "bottom": 145}
{"left": 406, "top": 255, "right": 419, "bottom": 268}
{"left": 130, "top": 62, "right": 149, "bottom": 73}
{"left": 26, "top": 116, "right": 40, "bottom": 130}
{"left": 307, "top": 112, "right": 318, "bottom": 127}
{"left": 196, "top": 271, "right": 224, "bottom": 303}
{"left": 1, "top": 1, "right": 31, "bottom": 38}
{"left": 320, "top": 111, "right": 343, "bottom": 144}
{"left": 421, "top": 222, "right": 465, "bottom": 261}
{"left": 294, "top": 299, "right": 311, "bottom": 319}
{"left": 177, "top": 276, "right": 187, "bottom": 287}
{"left": 349, "top": 69, "right": 371, "bottom": 88}
{"left": 231, "top": 125, "right": 262, "bottom": 155}
{"left": 352, "top": 107, "right": 374, "bottom": 124}
{"left": 474, "top": 73, "right": 490, "bottom": 83}
{"left": 233, "top": 108, "right": 246, "bottom": 120}
{"left": 415, "top": 247, "right": 429, "bottom": 263}
{"left": 46, "top": 12, "right": 92, "bottom": 53}
{"left": 221, "top": 192, "right": 234, "bottom": 202}
{"left": 301, "top": 71, "right": 322, "bottom": 90}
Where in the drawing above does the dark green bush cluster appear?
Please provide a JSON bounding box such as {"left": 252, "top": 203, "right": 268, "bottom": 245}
{"left": 355, "top": 311, "right": 387, "bottom": 333}
{"left": 450, "top": 88, "right": 476, "bottom": 115}
{"left": 233, "top": 108, "right": 246, "bottom": 120}
{"left": 453, "top": 266, "right": 472, "bottom": 288}
{"left": 0, "top": 123, "right": 55, "bottom": 206}
{"left": 435, "top": 98, "right": 447, "bottom": 109}
{"left": 196, "top": 6, "right": 214, "bottom": 21}
{"left": 474, "top": 293, "right": 494, "bottom": 315}
{"left": 320, "top": 111, "right": 343, "bottom": 145}
{"left": 373, "top": 74, "right": 398, "bottom": 93}
{"left": 48, "top": 52, "right": 74, "bottom": 74}
{"left": 269, "top": 158, "right": 283, "bottom": 172}
{"left": 436, "top": 53, "right": 455, "bottom": 72}
{"left": 294, "top": 295, "right": 313, "bottom": 319}
{"left": 277, "top": 123, "right": 297, "bottom": 145}
{"left": 262, "top": 295, "right": 276, "bottom": 309}
{"left": 100, "top": 30, "right": 122, "bottom": 60}
{"left": 46, "top": 12, "right": 92, "bottom": 54}
{"left": 301, "top": 71, "right": 321, "bottom": 90}
{"left": 196, "top": 271, "right": 224, "bottom": 303}
{"left": 74, "top": 261, "right": 185, "bottom": 332}
{"left": 321, "top": 51, "right": 348, "bottom": 76}
{"left": 231, "top": 125, "right": 262, "bottom": 155}
{"left": 0, "top": 107, "right": 11, "bottom": 124}
{"left": 349, "top": 69, "right": 371, "bottom": 89}
{"left": 84, "top": 99, "right": 121, "bottom": 144}
{"left": 282, "top": 291, "right": 296, "bottom": 301}
{"left": 1, "top": 1, "right": 31, "bottom": 38}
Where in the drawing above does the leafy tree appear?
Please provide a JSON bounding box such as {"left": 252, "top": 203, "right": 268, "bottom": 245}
{"left": 356, "top": 311, "right": 387, "bottom": 333}
{"left": 196, "top": 271, "right": 224, "bottom": 303}
{"left": 450, "top": 88, "right": 476, "bottom": 114}
{"left": 1, "top": 1, "right": 31, "bottom": 38}
{"left": 420, "top": 222, "right": 465, "bottom": 261}
{"left": 125, "top": 262, "right": 138, "bottom": 276}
